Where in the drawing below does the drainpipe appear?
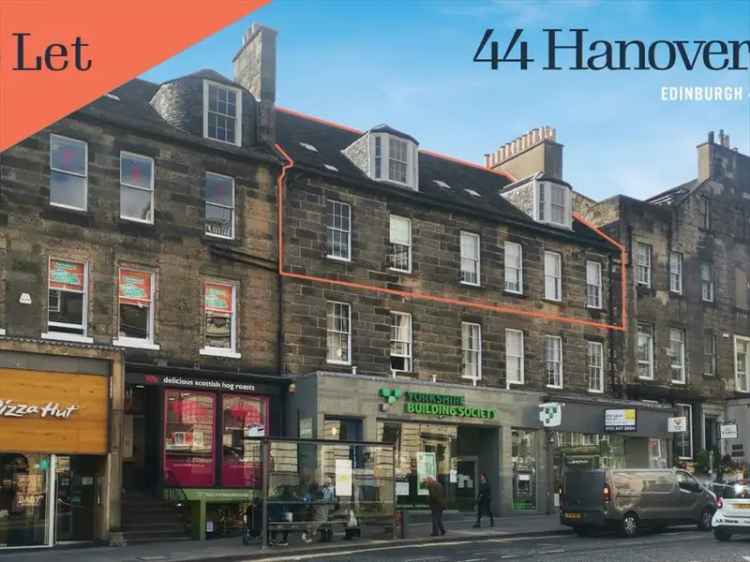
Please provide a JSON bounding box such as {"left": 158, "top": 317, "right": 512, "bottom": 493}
{"left": 274, "top": 144, "right": 295, "bottom": 435}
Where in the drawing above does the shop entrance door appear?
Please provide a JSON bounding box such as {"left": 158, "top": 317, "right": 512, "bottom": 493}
{"left": 55, "top": 456, "right": 96, "bottom": 542}
{"left": 455, "top": 456, "right": 478, "bottom": 511}
{"left": 124, "top": 385, "right": 161, "bottom": 495}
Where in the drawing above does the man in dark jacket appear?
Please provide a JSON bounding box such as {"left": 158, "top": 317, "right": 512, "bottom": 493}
{"left": 424, "top": 477, "right": 447, "bottom": 536}
{"left": 473, "top": 472, "right": 494, "bottom": 528}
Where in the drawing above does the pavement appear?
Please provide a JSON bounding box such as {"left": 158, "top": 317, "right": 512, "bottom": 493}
{"left": 0, "top": 512, "right": 570, "bottom": 562}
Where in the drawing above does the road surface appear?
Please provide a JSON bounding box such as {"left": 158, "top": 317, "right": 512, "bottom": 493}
{"left": 248, "top": 528, "right": 750, "bottom": 562}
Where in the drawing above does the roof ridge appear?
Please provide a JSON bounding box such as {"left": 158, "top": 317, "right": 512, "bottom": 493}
{"left": 275, "top": 106, "right": 515, "bottom": 182}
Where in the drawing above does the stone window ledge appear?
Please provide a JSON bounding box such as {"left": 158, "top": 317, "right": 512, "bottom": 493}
{"left": 41, "top": 332, "right": 94, "bottom": 344}
{"left": 113, "top": 338, "right": 160, "bottom": 351}
{"left": 200, "top": 347, "right": 241, "bottom": 359}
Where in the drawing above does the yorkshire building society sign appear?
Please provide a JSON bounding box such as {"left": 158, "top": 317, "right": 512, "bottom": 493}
{"left": 379, "top": 388, "right": 496, "bottom": 420}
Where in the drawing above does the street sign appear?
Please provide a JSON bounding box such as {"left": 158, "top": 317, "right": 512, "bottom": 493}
{"left": 721, "top": 423, "right": 739, "bottom": 439}
{"left": 539, "top": 402, "right": 562, "bottom": 428}
{"left": 668, "top": 416, "right": 687, "bottom": 433}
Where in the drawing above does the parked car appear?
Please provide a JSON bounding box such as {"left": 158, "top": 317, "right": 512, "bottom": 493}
{"left": 560, "top": 468, "right": 716, "bottom": 537}
{"left": 711, "top": 480, "right": 750, "bottom": 541}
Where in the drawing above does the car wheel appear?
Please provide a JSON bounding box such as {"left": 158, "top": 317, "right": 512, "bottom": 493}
{"left": 620, "top": 512, "right": 639, "bottom": 538}
{"left": 713, "top": 528, "right": 731, "bottom": 542}
{"left": 573, "top": 527, "right": 589, "bottom": 537}
{"left": 698, "top": 508, "right": 714, "bottom": 531}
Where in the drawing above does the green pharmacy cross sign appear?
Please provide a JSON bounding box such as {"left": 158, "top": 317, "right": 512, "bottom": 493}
{"left": 379, "top": 387, "right": 496, "bottom": 420}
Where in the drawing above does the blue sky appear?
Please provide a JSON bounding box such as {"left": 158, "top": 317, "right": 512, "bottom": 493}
{"left": 143, "top": 0, "right": 750, "bottom": 200}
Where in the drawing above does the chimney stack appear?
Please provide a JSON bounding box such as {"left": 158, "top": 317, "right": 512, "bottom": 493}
{"left": 233, "top": 23, "right": 277, "bottom": 145}
{"left": 487, "top": 126, "right": 562, "bottom": 180}
{"left": 698, "top": 129, "right": 739, "bottom": 181}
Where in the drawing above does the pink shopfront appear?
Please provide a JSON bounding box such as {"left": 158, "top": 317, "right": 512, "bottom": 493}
{"left": 123, "top": 371, "right": 280, "bottom": 495}
{"left": 163, "top": 386, "right": 269, "bottom": 488}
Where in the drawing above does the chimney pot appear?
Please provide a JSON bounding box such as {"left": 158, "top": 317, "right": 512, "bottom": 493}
{"left": 708, "top": 131, "right": 715, "bottom": 144}
{"left": 487, "top": 126, "right": 563, "bottom": 177}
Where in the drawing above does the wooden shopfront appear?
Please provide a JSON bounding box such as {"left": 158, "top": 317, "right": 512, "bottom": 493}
{"left": 0, "top": 367, "right": 110, "bottom": 549}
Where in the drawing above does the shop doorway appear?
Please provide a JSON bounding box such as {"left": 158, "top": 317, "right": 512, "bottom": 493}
{"left": 455, "top": 456, "right": 478, "bottom": 510}
{"left": 0, "top": 454, "right": 101, "bottom": 549}
{"left": 55, "top": 456, "right": 98, "bottom": 542}
{"left": 124, "top": 385, "right": 161, "bottom": 495}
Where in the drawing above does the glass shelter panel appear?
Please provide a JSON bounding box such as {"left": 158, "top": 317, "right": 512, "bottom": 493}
{"left": 265, "top": 439, "right": 395, "bottom": 541}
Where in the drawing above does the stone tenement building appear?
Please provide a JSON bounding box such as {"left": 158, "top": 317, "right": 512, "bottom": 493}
{"left": 587, "top": 132, "right": 750, "bottom": 465}
{"left": 0, "top": 21, "right": 687, "bottom": 547}
{"left": 275, "top": 64, "right": 673, "bottom": 512}
{"left": 0, "top": 25, "right": 287, "bottom": 547}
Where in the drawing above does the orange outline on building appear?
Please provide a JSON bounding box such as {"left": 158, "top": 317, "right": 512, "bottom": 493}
{"left": 273, "top": 112, "right": 627, "bottom": 333}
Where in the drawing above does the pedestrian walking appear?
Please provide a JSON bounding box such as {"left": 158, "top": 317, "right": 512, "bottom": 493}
{"left": 473, "top": 472, "right": 494, "bottom": 528}
{"left": 424, "top": 476, "right": 447, "bottom": 536}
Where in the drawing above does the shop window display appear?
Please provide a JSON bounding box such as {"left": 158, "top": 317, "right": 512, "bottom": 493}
{"left": 377, "top": 421, "right": 458, "bottom": 508}
{"left": 511, "top": 430, "right": 537, "bottom": 510}
{"left": 551, "top": 432, "right": 626, "bottom": 497}
{"left": 0, "top": 454, "right": 50, "bottom": 547}
{"left": 221, "top": 395, "right": 266, "bottom": 487}
{"left": 164, "top": 390, "right": 216, "bottom": 487}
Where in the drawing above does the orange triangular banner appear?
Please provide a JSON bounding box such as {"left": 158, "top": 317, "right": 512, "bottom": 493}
{"left": 0, "top": 0, "right": 270, "bottom": 151}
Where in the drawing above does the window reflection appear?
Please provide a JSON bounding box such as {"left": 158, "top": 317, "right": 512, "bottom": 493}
{"left": 164, "top": 391, "right": 215, "bottom": 487}
{"left": 0, "top": 454, "right": 50, "bottom": 547}
{"left": 512, "top": 430, "right": 536, "bottom": 511}
{"left": 222, "top": 395, "right": 266, "bottom": 487}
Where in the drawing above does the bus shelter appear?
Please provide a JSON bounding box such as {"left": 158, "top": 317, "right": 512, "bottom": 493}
{"left": 251, "top": 438, "right": 396, "bottom": 547}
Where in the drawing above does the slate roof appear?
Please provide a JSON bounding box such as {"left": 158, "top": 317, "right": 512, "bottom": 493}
{"left": 646, "top": 179, "right": 702, "bottom": 206}
{"left": 369, "top": 124, "right": 419, "bottom": 144}
{"left": 275, "top": 108, "right": 609, "bottom": 247}
{"left": 74, "top": 76, "right": 276, "bottom": 163}
{"left": 70, "top": 76, "right": 615, "bottom": 250}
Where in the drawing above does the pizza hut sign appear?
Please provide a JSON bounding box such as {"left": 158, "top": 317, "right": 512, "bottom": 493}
{"left": 0, "top": 399, "right": 79, "bottom": 419}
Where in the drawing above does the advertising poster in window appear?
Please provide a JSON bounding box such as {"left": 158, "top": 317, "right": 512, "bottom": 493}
{"left": 416, "top": 451, "right": 436, "bottom": 495}
{"left": 335, "top": 458, "right": 353, "bottom": 497}
{"left": 49, "top": 260, "right": 84, "bottom": 291}
{"left": 119, "top": 269, "right": 151, "bottom": 304}
{"left": 205, "top": 283, "right": 233, "bottom": 314}
{"left": 164, "top": 390, "right": 216, "bottom": 487}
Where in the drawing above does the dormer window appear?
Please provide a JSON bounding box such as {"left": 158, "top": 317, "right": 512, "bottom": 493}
{"left": 535, "top": 180, "right": 571, "bottom": 228}
{"left": 203, "top": 81, "right": 242, "bottom": 146}
{"left": 369, "top": 132, "right": 418, "bottom": 190}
